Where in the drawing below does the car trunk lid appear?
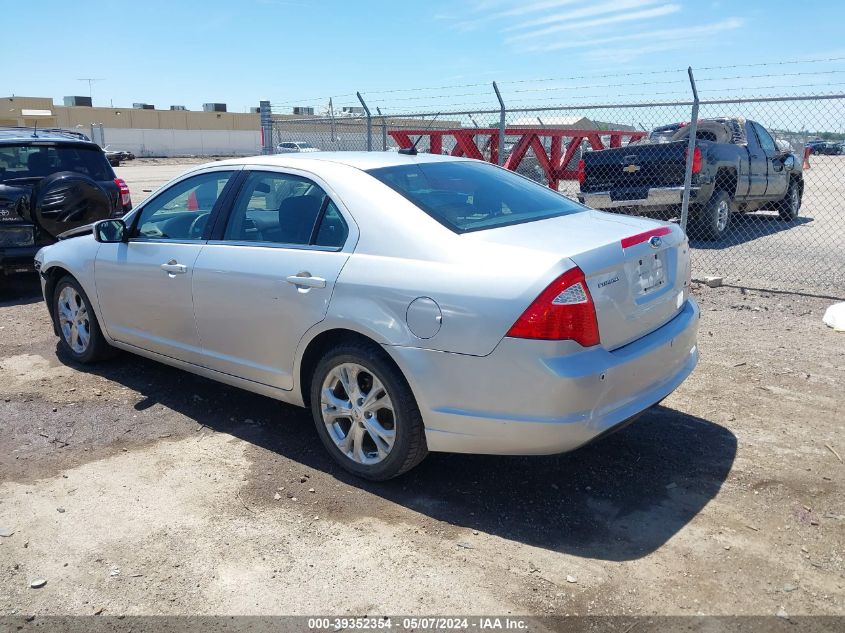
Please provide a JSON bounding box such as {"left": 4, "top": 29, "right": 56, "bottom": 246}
{"left": 467, "top": 210, "right": 691, "bottom": 350}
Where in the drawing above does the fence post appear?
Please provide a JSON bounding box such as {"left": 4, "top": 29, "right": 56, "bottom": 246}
{"left": 493, "top": 81, "right": 506, "bottom": 166}
{"left": 679, "top": 67, "right": 699, "bottom": 234}
{"left": 328, "top": 98, "right": 339, "bottom": 150}
{"left": 377, "top": 107, "right": 388, "bottom": 151}
{"left": 259, "top": 100, "right": 273, "bottom": 155}
{"left": 357, "top": 92, "right": 372, "bottom": 151}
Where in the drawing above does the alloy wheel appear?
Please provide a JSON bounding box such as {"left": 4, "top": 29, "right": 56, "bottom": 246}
{"left": 320, "top": 362, "right": 396, "bottom": 465}
{"left": 716, "top": 200, "right": 730, "bottom": 232}
{"left": 57, "top": 286, "right": 91, "bottom": 354}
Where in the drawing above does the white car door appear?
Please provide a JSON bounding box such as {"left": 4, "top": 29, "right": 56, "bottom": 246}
{"left": 191, "top": 168, "right": 355, "bottom": 390}
{"left": 94, "top": 168, "right": 238, "bottom": 364}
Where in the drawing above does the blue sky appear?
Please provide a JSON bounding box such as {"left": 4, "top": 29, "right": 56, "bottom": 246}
{"left": 3, "top": 0, "right": 841, "bottom": 114}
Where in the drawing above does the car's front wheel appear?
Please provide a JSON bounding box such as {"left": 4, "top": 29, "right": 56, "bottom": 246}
{"left": 778, "top": 179, "right": 801, "bottom": 221}
{"left": 310, "top": 341, "right": 427, "bottom": 480}
{"left": 53, "top": 276, "right": 115, "bottom": 363}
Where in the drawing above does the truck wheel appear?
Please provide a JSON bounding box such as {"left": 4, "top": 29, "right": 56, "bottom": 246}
{"left": 691, "top": 190, "right": 732, "bottom": 241}
{"left": 778, "top": 180, "right": 801, "bottom": 221}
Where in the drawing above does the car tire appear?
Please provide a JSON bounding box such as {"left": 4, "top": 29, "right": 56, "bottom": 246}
{"left": 33, "top": 172, "right": 112, "bottom": 239}
{"left": 778, "top": 179, "right": 801, "bottom": 221}
{"left": 53, "top": 276, "right": 115, "bottom": 363}
{"left": 692, "top": 190, "right": 732, "bottom": 241}
{"left": 310, "top": 340, "right": 427, "bottom": 480}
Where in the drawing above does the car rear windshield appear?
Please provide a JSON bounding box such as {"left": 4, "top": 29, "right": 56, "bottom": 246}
{"left": 367, "top": 160, "right": 584, "bottom": 233}
{"left": 0, "top": 143, "right": 112, "bottom": 183}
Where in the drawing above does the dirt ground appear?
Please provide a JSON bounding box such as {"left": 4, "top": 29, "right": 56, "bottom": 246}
{"left": 0, "top": 270, "right": 843, "bottom": 617}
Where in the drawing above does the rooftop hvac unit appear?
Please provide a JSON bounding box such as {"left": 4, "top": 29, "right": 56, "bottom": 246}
{"left": 203, "top": 103, "right": 227, "bottom": 112}
{"left": 133, "top": 103, "right": 155, "bottom": 110}
{"left": 249, "top": 107, "right": 260, "bottom": 113}
{"left": 63, "top": 96, "right": 92, "bottom": 107}
{"left": 342, "top": 106, "right": 365, "bottom": 115}
{"left": 293, "top": 106, "right": 314, "bottom": 115}
{"left": 170, "top": 105, "right": 187, "bottom": 111}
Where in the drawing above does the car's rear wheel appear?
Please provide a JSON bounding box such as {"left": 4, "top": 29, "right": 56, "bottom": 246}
{"left": 310, "top": 341, "right": 427, "bottom": 480}
{"left": 53, "top": 276, "right": 115, "bottom": 363}
{"left": 692, "top": 190, "right": 732, "bottom": 241}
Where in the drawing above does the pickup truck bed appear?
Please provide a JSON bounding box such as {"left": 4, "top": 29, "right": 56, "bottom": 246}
{"left": 577, "top": 118, "right": 803, "bottom": 241}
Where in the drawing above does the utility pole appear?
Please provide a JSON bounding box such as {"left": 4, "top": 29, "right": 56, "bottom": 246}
{"left": 77, "top": 78, "right": 105, "bottom": 102}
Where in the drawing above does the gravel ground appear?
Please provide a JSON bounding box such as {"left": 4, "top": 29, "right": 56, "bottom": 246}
{"left": 0, "top": 273, "right": 842, "bottom": 617}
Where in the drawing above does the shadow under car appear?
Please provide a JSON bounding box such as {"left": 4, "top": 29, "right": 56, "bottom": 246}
{"left": 66, "top": 349, "right": 736, "bottom": 562}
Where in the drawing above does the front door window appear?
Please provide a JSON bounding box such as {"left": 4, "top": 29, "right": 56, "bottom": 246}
{"left": 135, "top": 171, "right": 235, "bottom": 240}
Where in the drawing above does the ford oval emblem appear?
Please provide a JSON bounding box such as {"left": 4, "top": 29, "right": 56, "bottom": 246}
{"left": 648, "top": 235, "right": 662, "bottom": 249}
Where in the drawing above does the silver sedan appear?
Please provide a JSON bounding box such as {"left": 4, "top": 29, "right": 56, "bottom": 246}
{"left": 35, "top": 152, "right": 699, "bottom": 480}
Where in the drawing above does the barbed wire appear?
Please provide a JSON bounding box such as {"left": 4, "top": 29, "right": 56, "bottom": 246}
{"left": 496, "top": 56, "right": 845, "bottom": 86}
{"left": 359, "top": 83, "right": 845, "bottom": 115}
{"left": 364, "top": 55, "right": 845, "bottom": 94}
{"left": 265, "top": 56, "right": 845, "bottom": 111}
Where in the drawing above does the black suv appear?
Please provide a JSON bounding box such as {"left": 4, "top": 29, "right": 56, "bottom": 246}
{"left": 0, "top": 127, "right": 132, "bottom": 277}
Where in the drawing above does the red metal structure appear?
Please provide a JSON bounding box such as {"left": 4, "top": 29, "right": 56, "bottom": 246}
{"left": 389, "top": 127, "right": 647, "bottom": 190}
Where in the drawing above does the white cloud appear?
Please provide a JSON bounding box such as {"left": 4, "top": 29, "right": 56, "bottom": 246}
{"left": 454, "top": 0, "right": 580, "bottom": 31}
{"left": 486, "top": 0, "right": 581, "bottom": 18}
{"left": 518, "top": 17, "right": 745, "bottom": 53}
{"left": 503, "top": 0, "right": 662, "bottom": 33}
{"left": 506, "top": 4, "right": 682, "bottom": 43}
{"left": 437, "top": 1, "right": 744, "bottom": 65}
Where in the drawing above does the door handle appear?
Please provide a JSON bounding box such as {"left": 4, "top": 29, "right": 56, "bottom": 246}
{"left": 161, "top": 260, "right": 187, "bottom": 274}
{"left": 286, "top": 273, "right": 326, "bottom": 289}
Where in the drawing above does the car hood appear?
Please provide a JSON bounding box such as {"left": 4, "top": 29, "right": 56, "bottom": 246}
{"left": 57, "top": 222, "right": 95, "bottom": 240}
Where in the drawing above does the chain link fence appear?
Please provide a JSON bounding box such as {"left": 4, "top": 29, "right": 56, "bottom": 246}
{"left": 265, "top": 79, "right": 845, "bottom": 296}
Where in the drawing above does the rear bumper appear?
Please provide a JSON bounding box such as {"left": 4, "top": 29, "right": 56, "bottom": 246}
{"left": 578, "top": 186, "right": 700, "bottom": 210}
{"left": 0, "top": 245, "right": 40, "bottom": 275}
{"left": 387, "top": 298, "right": 699, "bottom": 455}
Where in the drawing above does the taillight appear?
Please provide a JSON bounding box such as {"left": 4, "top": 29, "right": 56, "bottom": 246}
{"left": 507, "top": 266, "right": 600, "bottom": 347}
{"left": 620, "top": 226, "right": 671, "bottom": 249}
{"left": 577, "top": 159, "right": 586, "bottom": 184}
{"left": 684, "top": 146, "right": 702, "bottom": 174}
{"left": 114, "top": 178, "right": 132, "bottom": 207}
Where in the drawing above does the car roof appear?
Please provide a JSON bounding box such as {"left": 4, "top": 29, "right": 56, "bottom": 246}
{"left": 0, "top": 127, "right": 96, "bottom": 145}
{"left": 209, "top": 151, "right": 471, "bottom": 171}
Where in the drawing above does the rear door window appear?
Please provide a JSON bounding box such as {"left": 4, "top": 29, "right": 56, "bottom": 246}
{"left": 223, "top": 170, "right": 348, "bottom": 248}
{"left": 752, "top": 123, "right": 777, "bottom": 155}
{"left": 367, "top": 160, "right": 584, "bottom": 233}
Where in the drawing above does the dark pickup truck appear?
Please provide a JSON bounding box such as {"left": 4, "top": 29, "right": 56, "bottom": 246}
{"left": 577, "top": 118, "right": 804, "bottom": 240}
{"left": 0, "top": 127, "right": 132, "bottom": 278}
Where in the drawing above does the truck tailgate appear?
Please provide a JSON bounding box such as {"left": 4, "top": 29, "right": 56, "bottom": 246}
{"left": 581, "top": 140, "right": 688, "bottom": 193}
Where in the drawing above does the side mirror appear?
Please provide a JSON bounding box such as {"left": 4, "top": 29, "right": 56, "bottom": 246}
{"left": 93, "top": 218, "right": 127, "bottom": 243}
{"left": 782, "top": 154, "right": 796, "bottom": 171}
